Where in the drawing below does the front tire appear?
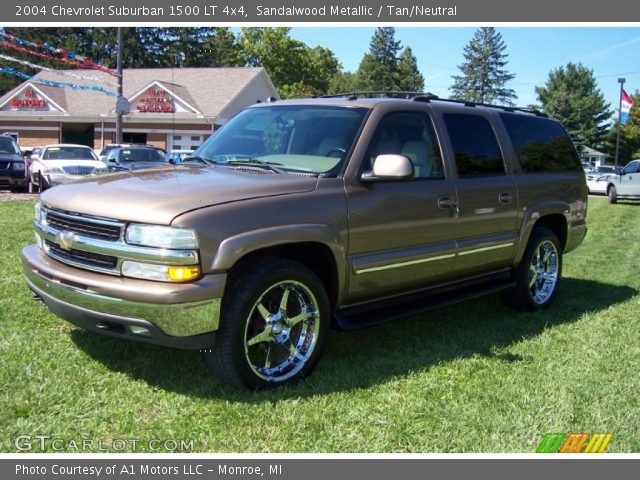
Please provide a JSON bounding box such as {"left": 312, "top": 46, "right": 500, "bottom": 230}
{"left": 608, "top": 185, "right": 618, "bottom": 204}
{"left": 502, "top": 227, "right": 562, "bottom": 311}
{"left": 205, "top": 258, "right": 330, "bottom": 390}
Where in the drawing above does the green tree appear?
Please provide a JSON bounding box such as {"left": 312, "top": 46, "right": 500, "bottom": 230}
{"left": 327, "top": 71, "right": 359, "bottom": 94}
{"left": 200, "top": 28, "right": 243, "bottom": 67}
{"left": 450, "top": 27, "right": 516, "bottom": 105}
{"left": 163, "top": 28, "right": 242, "bottom": 67}
{"left": 356, "top": 27, "right": 402, "bottom": 91}
{"left": 239, "top": 28, "right": 308, "bottom": 89}
{"left": 397, "top": 47, "right": 424, "bottom": 92}
{"left": 535, "top": 62, "right": 612, "bottom": 151}
{"left": 304, "top": 46, "right": 340, "bottom": 94}
{"left": 239, "top": 27, "right": 340, "bottom": 98}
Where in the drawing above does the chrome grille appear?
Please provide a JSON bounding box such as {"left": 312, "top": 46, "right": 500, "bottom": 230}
{"left": 62, "top": 166, "right": 95, "bottom": 175}
{"left": 36, "top": 207, "right": 198, "bottom": 276}
{"left": 45, "top": 240, "right": 118, "bottom": 270}
{"left": 45, "top": 209, "right": 122, "bottom": 241}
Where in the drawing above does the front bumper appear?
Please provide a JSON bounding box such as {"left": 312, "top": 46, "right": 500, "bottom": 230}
{"left": 46, "top": 173, "right": 88, "bottom": 186}
{"left": 22, "top": 244, "right": 226, "bottom": 349}
{"left": 0, "top": 170, "right": 27, "bottom": 187}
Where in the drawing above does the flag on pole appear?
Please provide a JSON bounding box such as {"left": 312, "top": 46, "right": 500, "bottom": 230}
{"left": 621, "top": 89, "right": 633, "bottom": 124}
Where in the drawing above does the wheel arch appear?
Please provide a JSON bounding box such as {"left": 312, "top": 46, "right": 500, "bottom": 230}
{"left": 211, "top": 225, "right": 346, "bottom": 310}
{"left": 515, "top": 202, "right": 569, "bottom": 268}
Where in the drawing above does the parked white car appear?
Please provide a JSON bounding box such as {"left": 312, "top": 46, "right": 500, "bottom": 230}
{"left": 29, "top": 144, "right": 108, "bottom": 192}
{"left": 587, "top": 173, "right": 614, "bottom": 194}
{"left": 607, "top": 159, "right": 640, "bottom": 203}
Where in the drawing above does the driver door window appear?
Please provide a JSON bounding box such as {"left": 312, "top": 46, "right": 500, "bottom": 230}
{"left": 368, "top": 111, "right": 444, "bottom": 179}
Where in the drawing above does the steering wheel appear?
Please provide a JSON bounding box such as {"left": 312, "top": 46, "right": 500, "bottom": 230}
{"left": 325, "top": 147, "right": 346, "bottom": 158}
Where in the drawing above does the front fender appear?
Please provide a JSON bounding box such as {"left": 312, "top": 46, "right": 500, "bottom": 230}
{"left": 211, "top": 223, "right": 348, "bottom": 303}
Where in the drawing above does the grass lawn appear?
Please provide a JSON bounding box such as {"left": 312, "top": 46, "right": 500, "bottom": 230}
{"left": 0, "top": 197, "right": 638, "bottom": 453}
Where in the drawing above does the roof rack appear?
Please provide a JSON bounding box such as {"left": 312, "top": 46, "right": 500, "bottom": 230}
{"left": 319, "top": 91, "right": 438, "bottom": 100}
{"left": 317, "top": 91, "right": 547, "bottom": 117}
{"left": 413, "top": 95, "right": 547, "bottom": 117}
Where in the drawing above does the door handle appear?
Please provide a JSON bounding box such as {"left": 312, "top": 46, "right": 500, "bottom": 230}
{"left": 498, "top": 192, "right": 513, "bottom": 205}
{"left": 437, "top": 195, "right": 457, "bottom": 209}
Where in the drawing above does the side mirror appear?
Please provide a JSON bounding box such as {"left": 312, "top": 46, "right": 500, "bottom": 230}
{"left": 361, "top": 154, "right": 414, "bottom": 182}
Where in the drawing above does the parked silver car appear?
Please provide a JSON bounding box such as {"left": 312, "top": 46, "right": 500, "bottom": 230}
{"left": 29, "top": 144, "right": 107, "bottom": 192}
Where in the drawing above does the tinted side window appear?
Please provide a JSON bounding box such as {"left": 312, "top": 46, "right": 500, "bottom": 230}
{"left": 500, "top": 113, "right": 581, "bottom": 173}
{"left": 622, "top": 161, "right": 639, "bottom": 174}
{"left": 368, "top": 111, "right": 444, "bottom": 179}
{"left": 443, "top": 114, "right": 505, "bottom": 177}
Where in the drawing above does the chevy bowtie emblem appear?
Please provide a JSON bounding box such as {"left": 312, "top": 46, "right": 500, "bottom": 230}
{"left": 57, "top": 231, "right": 77, "bottom": 251}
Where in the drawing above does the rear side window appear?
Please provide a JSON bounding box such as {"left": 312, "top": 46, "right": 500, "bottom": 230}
{"left": 443, "top": 114, "right": 505, "bottom": 177}
{"left": 500, "top": 113, "right": 581, "bottom": 173}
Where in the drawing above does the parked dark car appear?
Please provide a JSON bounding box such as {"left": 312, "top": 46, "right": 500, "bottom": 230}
{"left": 99, "top": 143, "right": 166, "bottom": 161}
{"left": 104, "top": 146, "right": 171, "bottom": 171}
{"left": 0, "top": 134, "right": 27, "bottom": 192}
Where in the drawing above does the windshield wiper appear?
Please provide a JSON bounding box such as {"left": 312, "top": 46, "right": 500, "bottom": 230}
{"left": 225, "top": 158, "right": 285, "bottom": 174}
{"left": 181, "top": 155, "right": 216, "bottom": 166}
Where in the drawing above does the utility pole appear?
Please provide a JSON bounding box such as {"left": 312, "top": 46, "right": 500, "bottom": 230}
{"left": 615, "top": 77, "right": 625, "bottom": 172}
{"left": 115, "top": 27, "right": 124, "bottom": 144}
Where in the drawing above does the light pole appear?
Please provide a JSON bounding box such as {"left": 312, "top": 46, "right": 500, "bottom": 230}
{"left": 115, "top": 27, "right": 124, "bottom": 144}
{"left": 615, "top": 77, "right": 625, "bottom": 172}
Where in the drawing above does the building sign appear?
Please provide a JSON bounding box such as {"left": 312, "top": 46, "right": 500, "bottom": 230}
{"left": 135, "top": 88, "right": 175, "bottom": 113}
{"left": 11, "top": 88, "right": 47, "bottom": 110}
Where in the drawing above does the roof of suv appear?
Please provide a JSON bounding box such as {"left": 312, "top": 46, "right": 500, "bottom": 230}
{"left": 253, "top": 93, "right": 547, "bottom": 117}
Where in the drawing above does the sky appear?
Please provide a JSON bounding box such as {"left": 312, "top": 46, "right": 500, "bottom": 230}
{"left": 281, "top": 27, "right": 640, "bottom": 112}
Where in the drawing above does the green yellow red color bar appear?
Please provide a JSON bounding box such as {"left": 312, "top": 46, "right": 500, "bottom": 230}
{"left": 536, "top": 433, "right": 613, "bottom": 453}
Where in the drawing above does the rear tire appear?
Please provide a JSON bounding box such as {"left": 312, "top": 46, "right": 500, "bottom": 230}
{"left": 204, "top": 257, "right": 330, "bottom": 390}
{"left": 502, "top": 227, "right": 562, "bottom": 311}
{"left": 608, "top": 185, "right": 617, "bottom": 204}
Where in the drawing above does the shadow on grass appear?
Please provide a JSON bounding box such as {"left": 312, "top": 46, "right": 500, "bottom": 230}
{"left": 70, "top": 277, "right": 636, "bottom": 402}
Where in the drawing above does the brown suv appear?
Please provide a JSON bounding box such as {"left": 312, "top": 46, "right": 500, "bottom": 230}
{"left": 22, "top": 94, "right": 588, "bottom": 389}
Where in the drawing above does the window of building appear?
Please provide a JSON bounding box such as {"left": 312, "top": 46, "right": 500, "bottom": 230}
{"left": 169, "top": 134, "right": 203, "bottom": 151}
{"left": 443, "top": 114, "right": 505, "bottom": 177}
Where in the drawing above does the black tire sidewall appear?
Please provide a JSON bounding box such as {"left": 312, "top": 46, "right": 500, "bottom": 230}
{"left": 211, "top": 258, "right": 330, "bottom": 390}
{"left": 608, "top": 185, "right": 617, "bottom": 204}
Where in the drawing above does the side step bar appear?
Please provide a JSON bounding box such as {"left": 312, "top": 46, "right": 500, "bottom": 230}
{"left": 333, "top": 278, "right": 516, "bottom": 330}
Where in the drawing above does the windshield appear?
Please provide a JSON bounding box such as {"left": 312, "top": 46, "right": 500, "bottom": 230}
{"left": 43, "top": 146, "right": 97, "bottom": 161}
{"left": 194, "top": 105, "right": 368, "bottom": 175}
{"left": 0, "top": 137, "right": 21, "bottom": 155}
{"left": 118, "top": 148, "right": 166, "bottom": 162}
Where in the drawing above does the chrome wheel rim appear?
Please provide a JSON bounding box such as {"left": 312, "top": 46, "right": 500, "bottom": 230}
{"left": 243, "top": 281, "right": 320, "bottom": 382}
{"left": 528, "top": 240, "right": 559, "bottom": 305}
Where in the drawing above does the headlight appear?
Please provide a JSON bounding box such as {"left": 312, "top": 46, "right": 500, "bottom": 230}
{"left": 34, "top": 202, "right": 42, "bottom": 222}
{"left": 125, "top": 224, "right": 198, "bottom": 249}
{"left": 42, "top": 166, "right": 64, "bottom": 175}
{"left": 13, "top": 162, "right": 25, "bottom": 171}
{"left": 121, "top": 261, "right": 200, "bottom": 282}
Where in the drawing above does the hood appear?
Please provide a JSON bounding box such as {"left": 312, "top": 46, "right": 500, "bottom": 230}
{"left": 41, "top": 159, "right": 106, "bottom": 169}
{"left": 0, "top": 153, "right": 23, "bottom": 162}
{"left": 40, "top": 165, "right": 319, "bottom": 225}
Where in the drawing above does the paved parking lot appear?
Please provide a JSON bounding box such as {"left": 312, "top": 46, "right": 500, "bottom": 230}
{"left": 0, "top": 189, "right": 37, "bottom": 201}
